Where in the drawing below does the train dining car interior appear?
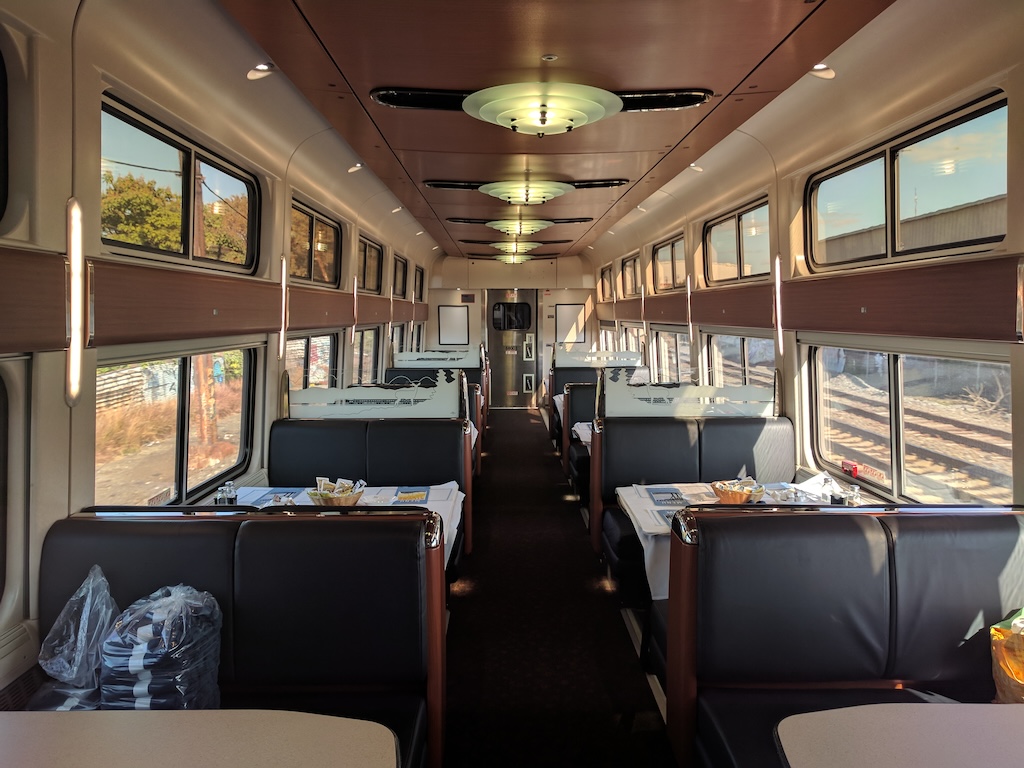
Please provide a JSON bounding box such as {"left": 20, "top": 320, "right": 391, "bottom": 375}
{"left": 0, "top": 0, "right": 1022, "bottom": 765}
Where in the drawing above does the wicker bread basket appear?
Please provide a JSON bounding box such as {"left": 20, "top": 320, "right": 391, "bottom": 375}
{"left": 307, "top": 489, "right": 364, "bottom": 507}
{"left": 711, "top": 481, "right": 765, "bottom": 504}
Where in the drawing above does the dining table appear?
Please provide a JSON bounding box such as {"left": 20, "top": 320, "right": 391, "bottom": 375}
{"left": 235, "top": 482, "right": 464, "bottom": 566}
{"left": 775, "top": 702, "right": 1024, "bottom": 767}
{"left": 0, "top": 708, "right": 398, "bottom": 767}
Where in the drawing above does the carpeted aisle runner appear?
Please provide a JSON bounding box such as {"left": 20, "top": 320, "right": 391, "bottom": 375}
{"left": 443, "top": 408, "right": 675, "bottom": 767}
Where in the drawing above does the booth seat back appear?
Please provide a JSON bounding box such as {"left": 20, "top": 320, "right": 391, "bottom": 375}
{"left": 365, "top": 418, "right": 467, "bottom": 488}
{"left": 268, "top": 419, "right": 368, "bottom": 487}
{"left": 600, "top": 418, "right": 701, "bottom": 503}
{"left": 697, "top": 417, "right": 796, "bottom": 485}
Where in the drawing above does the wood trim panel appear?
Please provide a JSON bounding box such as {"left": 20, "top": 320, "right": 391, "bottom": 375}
{"left": 355, "top": 293, "right": 392, "bottom": 325}
{"left": 690, "top": 283, "right": 774, "bottom": 329}
{"left": 90, "top": 261, "right": 279, "bottom": 346}
{"left": 413, "top": 302, "right": 428, "bottom": 322}
{"left": 0, "top": 246, "right": 68, "bottom": 353}
{"left": 392, "top": 299, "right": 415, "bottom": 324}
{"left": 783, "top": 257, "right": 1019, "bottom": 341}
{"left": 288, "top": 285, "right": 354, "bottom": 331}
{"left": 613, "top": 297, "right": 643, "bottom": 322}
{"left": 644, "top": 291, "right": 689, "bottom": 324}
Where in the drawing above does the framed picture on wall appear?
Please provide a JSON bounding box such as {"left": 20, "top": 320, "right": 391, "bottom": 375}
{"left": 555, "top": 303, "right": 586, "bottom": 344}
{"left": 438, "top": 305, "right": 470, "bottom": 345}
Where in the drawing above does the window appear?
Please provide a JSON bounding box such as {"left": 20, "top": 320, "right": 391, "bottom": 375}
{"left": 357, "top": 238, "right": 383, "bottom": 293}
{"left": 393, "top": 255, "right": 408, "bottom": 298}
{"left": 285, "top": 334, "right": 336, "bottom": 390}
{"left": 653, "top": 328, "right": 690, "bottom": 383}
{"left": 813, "top": 346, "right": 1010, "bottom": 504}
{"left": 101, "top": 101, "right": 258, "bottom": 269}
{"left": 707, "top": 334, "right": 775, "bottom": 387}
{"left": 411, "top": 322, "right": 424, "bottom": 353}
{"left": 654, "top": 235, "right": 686, "bottom": 291}
{"left": 414, "top": 266, "right": 425, "bottom": 301}
{"left": 492, "top": 302, "right": 531, "bottom": 331}
{"left": 810, "top": 98, "right": 1007, "bottom": 267}
{"left": 95, "top": 348, "right": 254, "bottom": 505}
{"left": 390, "top": 323, "right": 407, "bottom": 355}
{"left": 622, "top": 324, "right": 642, "bottom": 353}
{"left": 599, "top": 323, "right": 616, "bottom": 352}
{"left": 351, "top": 328, "right": 379, "bottom": 384}
{"left": 621, "top": 255, "right": 640, "bottom": 297}
{"left": 600, "top": 265, "right": 614, "bottom": 301}
{"left": 705, "top": 201, "right": 770, "bottom": 282}
{"left": 0, "top": 371, "right": 7, "bottom": 598}
{"left": 290, "top": 204, "right": 340, "bottom": 285}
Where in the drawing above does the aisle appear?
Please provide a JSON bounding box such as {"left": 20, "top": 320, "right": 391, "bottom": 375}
{"left": 443, "top": 408, "right": 674, "bottom": 767}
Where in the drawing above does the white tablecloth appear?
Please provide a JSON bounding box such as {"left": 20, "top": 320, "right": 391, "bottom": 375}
{"left": 571, "top": 421, "right": 593, "bottom": 448}
{"left": 236, "top": 482, "right": 464, "bottom": 566}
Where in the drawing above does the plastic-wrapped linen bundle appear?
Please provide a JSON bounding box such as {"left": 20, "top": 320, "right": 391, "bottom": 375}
{"left": 100, "top": 585, "right": 222, "bottom": 710}
{"left": 28, "top": 564, "right": 119, "bottom": 711}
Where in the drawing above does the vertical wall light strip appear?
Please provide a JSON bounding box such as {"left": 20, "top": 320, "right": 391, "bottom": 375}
{"left": 279, "top": 253, "right": 288, "bottom": 360}
{"left": 65, "top": 198, "right": 83, "bottom": 407}
{"left": 773, "top": 255, "right": 784, "bottom": 356}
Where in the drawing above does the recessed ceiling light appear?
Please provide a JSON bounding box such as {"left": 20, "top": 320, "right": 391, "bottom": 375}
{"left": 347, "top": 163, "right": 364, "bottom": 173}
{"left": 415, "top": 231, "right": 424, "bottom": 236}
{"left": 810, "top": 63, "right": 836, "bottom": 80}
{"left": 246, "top": 62, "right": 275, "bottom": 80}
{"left": 392, "top": 206, "right": 403, "bottom": 213}
{"left": 432, "top": 246, "right": 439, "bottom": 250}
{"left": 636, "top": 205, "right": 647, "bottom": 212}
{"left": 689, "top": 163, "right": 703, "bottom": 173}
{"left": 541, "top": 54, "right": 558, "bottom": 62}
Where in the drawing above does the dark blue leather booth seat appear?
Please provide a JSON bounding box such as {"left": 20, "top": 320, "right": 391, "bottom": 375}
{"left": 561, "top": 382, "right": 597, "bottom": 504}
{"left": 548, "top": 366, "right": 600, "bottom": 447}
{"left": 39, "top": 512, "right": 446, "bottom": 768}
{"left": 591, "top": 416, "right": 795, "bottom": 607}
{"left": 665, "top": 511, "right": 1024, "bottom": 768}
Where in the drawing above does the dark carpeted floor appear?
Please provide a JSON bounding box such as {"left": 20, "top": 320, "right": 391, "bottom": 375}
{"left": 443, "top": 408, "right": 675, "bottom": 768}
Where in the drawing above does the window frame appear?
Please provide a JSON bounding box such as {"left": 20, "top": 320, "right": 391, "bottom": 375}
{"left": 285, "top": 333, "right": 338, "bottom": 389}
{"left": 100, "top": 97, "right": 260, "bottom": 272}
{"left": 414, "top": 266, "right": 425, "bottom": 301}
{"left": 703, "top": 198, "right": 771, "bottom": 284}
{"left": 357, "top": 237, "right": 384, "bottom": 294}
{"left": 393, "top": 254, "right": 408, "bottom": 298}
{"left": 289, "top": 202, "right": 342, "bottom": 287}
{"left": 600, "top": 264, "right": 614, "bottom": 302}
{"left": 621, "top": 254, "right": 641, "bottom": 297}
{"left": 94, "top": 346, "right": 257, "bottom": 505}
{"left": 806, "top": 94, "right": 1007, "bottom": 271}
{"left": 351, "top": 326, "right": 381, "bottom": 384}
{"left": 653, "top": 234, "right": 686, "bottom": 292}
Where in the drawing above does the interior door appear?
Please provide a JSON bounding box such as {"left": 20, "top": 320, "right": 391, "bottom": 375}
{"left": 486, "top": 289, "right": 537, "bottom": 408}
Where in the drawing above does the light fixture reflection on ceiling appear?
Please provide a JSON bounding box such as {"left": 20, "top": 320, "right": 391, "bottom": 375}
{"left": 391, "top": 206, "right": 403, "bottom": 213}
{"left": 689, "top": 163, "right": 703, "bottom": 173}
{"left": 492, "top": 241, "right": 541, "bottom": 254}
{"left": 809, "top": 63, "right": 836, "bottom": 80}
{"left": 463, "top": 82, "right": 623, "bottom": 137}
{"left": 479, "top": 180, "right": 573, "bottom": 205}
{"left": 486, "top": 219, "right": 553, "bottom": 236}
{"left": 246, "top": 62, "right": 275, "bottom": 81}
{"left": 347, "top": 163, "right": 364, "bottom": 173}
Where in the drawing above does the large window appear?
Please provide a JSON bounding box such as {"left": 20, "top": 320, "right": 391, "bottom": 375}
{"left": 622, "top": 324, "right": 642, "bottom": 353}
{"left": 813, "top": 346, "right": 1010, "bottom": 504}
{"left": 390, "top": 323, "right": 407, "bottom": 355}
{"left": 290, "top": 204, "right": 340, "bottom": 285}
{"left": 653, "top": 327, "right": 690, "bottom": 383}
{"left": 707, "top": 333, "right": 775, "bottom": 387}
{"left": 810, "top": 98, "right": 1007, "bottom": 267}
{"left": 654, "top": 235, "right": 686, "bottom": 291}
{"left": 351, "top": 328, "right": 379, "bottom": 384}
{"left": 95, "top": 348, "right": 254, "bottom": 505}
{"left": 599, "top": 323, "right": 616, "bottom": 352}
{"left": 285, "top": 334, "right": 336, "bottom": 390}
{"left": 705, "top": 201, "right": 770, "bottom": 282}
{"left": 357, "top": 238, "right": 383, "bottom": 293}
{"left": 101, "top": 101, "right": 258, "bottom": 268}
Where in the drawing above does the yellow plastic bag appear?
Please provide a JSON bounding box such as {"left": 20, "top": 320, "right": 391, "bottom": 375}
{"left": 991, "top": 608, "right": 1024, "bottom": 703}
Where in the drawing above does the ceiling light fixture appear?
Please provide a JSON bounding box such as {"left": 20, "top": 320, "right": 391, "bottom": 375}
{"left": 689, "top": 163, "right": 704, "bottom": 173}
{"left": 809, "top": 63, "right": 836, "bottom": 80}
{"left": 486, "top": 219, "right": 554, "bottom": 236}
{"left": 347, "top": 163, "right": 364, "bottom": 173}
{"left": 463, "top": 82, "right": 623, "bottom": 137}
{"left": 479, "top": 180, "right": 573, "bottom": 205}
{"left": 246, "top": 62, "right": 275, "bottom": 81}
{"left": 391, "top": 206, "right": 403, "bottom": 213}
{"left": 492, "top": 241, "right": 542, "bottom": 254}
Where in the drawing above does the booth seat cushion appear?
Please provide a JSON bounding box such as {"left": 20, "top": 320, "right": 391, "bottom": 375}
{"left": 643, "top": 599, "right": 669, "bottom": 687}
{"left": 882, "top": 514, "right": 1024, "bottom": 701}
{"left": 698, "top": 687, "right": 927, "bottom": 768}
{"left": 38, "top": 517, "right": 241, "bottom": 680}
{"left": 698, "top": 417, "right": 796, "bottom": 484}
{"left": 601, "top": 507, "right": 651, "bottom": 606}
{"left": 267, "top": 419, "right": 368, "bottom": 487}
{"left": 567, "top": 441, "right": 590, "bottom": 503}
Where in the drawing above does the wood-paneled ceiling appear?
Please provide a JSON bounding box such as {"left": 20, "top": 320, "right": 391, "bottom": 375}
{"left": 219, "top": 0, "right": 895, "bottom": 262}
